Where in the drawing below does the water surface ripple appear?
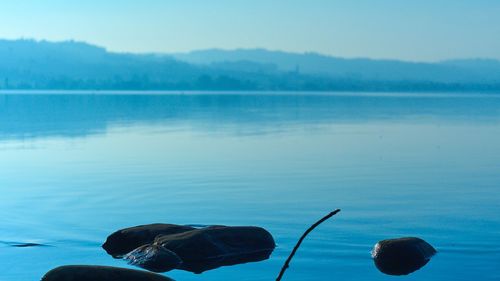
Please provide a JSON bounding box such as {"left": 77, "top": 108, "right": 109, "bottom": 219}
{"left": 0, "top": 92, "right": 499, "bottom": 281}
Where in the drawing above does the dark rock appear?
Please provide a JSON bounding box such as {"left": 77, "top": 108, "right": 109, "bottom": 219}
{"left": 41, "top": 265, "right": 174, "bottom": 281}
{"left": 102, "top": 224, "right": 195, "bottom": 258}
{"left": 125, "top": 244, "right": 183, "bottom": 273}
{"left": 372, "top": 237, "right": 437, "bottom": 275}
{"left": 104, "top": 224, "right": 276, "bottom": 274}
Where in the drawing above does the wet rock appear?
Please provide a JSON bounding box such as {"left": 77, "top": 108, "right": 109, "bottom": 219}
{"left": 125, "top": 244, "right": 183, "bottom": 273}
{"left": 372, "top": 237, "right": 437, "bottom": 275}
{"left": 41, "top": 265, "right": 174, "bottom": 281}
{"left": 102, "top": 224, "right": 195, "bottom": 258}
{"left": 104, "top": 224, "right": 276, "bottom": 274}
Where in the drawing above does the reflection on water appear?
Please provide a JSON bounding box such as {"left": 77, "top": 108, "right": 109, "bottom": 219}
{"left": 1, "top": 92, "right": 500, "bottom": 139}
{"left": 0, "top": 92, "right": 499, "bottom": 281}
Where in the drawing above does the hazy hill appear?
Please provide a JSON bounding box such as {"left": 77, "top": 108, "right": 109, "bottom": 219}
{"left": 0, "top": 39, "right": 205, "bottom": 89}
{"left": 173, "top": 49, "right": 500, "bottom": 84}
{"left": 1, "top": 39, "right": 499, "bottom": 91}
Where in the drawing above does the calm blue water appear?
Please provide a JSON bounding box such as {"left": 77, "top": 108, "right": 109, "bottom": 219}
{"left": 0, "top": 92, "right": 499, "bottom": 281}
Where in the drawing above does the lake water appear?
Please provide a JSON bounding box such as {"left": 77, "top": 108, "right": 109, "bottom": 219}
{"left": 0, "top": 92, "right": 499, "bottom": 281}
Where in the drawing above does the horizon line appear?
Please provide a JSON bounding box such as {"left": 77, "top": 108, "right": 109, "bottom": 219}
{"left": 1, "top": 37, "right": 499, "bottom": 64}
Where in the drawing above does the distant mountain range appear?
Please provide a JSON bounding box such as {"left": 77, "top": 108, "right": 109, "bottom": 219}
{"left": 1, "top": 39, "right": 499, "bottom": 91}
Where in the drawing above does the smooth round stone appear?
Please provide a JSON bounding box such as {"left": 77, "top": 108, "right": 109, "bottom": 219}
{"left": 103, "top": 224, "right": 276, "bottom": 273}
{"left": 126, "top": 225, "right": 276, "bottom": 273}
{"left": 371, "top": 237, "right": 437, "bottom": 275}
{"left": 102, "top": 224, "right": 195, "bottom": 258}
{"left": 41, "top": 265, "right": 174, "bottom": 281}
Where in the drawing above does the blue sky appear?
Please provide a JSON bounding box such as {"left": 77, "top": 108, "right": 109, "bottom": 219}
{"left": 1, "top": 0, "right": 499, "bottom": 61}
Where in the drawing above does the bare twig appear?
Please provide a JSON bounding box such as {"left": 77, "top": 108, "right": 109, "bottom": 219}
{"left": 276, "top": 209, "right": 341, "bottom": 281}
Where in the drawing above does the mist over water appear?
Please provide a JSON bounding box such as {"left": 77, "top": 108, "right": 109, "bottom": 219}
{"left": 0, "top": 92, "right": 499, "bottom": 281}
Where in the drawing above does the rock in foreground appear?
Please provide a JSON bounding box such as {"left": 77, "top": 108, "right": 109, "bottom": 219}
{"left": 41, "top": 265, "right": 174, "bottom": 281}
{"left": 371, "top": 237, "right": 437, "bottom": 275}
{"left": 103, "top": 224, "right": 276, "bottom": 273}
{"left": 103, "top": 224, "right": 195, "bottom": 258}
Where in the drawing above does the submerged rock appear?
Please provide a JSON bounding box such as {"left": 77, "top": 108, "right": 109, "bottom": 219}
{"left": 371, "top": 237, "right": 437, "bottom": 275}
{"left": 41, "top": 265, "right": 174, "bottom": 281}
{"left": 104, "top": 224, "right": 276, "bottom": 273}
{"left": 1, "top": 241, "right": 47, "bottom": 247}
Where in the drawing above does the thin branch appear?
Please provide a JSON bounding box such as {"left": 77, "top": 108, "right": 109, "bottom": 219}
{"left": 276, "top": 209, "right": 341, "bottom": 281}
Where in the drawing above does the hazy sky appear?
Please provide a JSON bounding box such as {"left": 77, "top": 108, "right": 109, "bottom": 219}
{"left": 1, "top": 0, "right": 499, "bottom": 61}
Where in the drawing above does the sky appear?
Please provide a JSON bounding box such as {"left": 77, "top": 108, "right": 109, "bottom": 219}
{"left": 0, "top": 0, "right": 499, "bottom": 61}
